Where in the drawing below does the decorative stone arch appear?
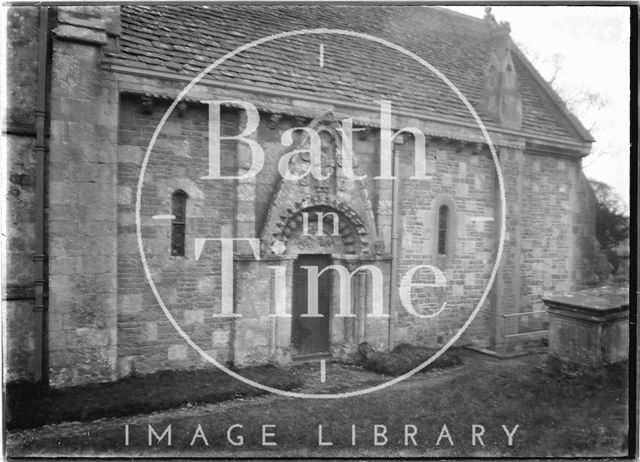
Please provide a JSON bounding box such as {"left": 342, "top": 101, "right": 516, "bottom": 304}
{"left": 430, "top": 193, "right": 458, "bottom": 267}
{"left": 259, "top": 112, "right": 382, "bottom": 259}
{"left": 263, "top": 194, "right": 375, "bottom": 257}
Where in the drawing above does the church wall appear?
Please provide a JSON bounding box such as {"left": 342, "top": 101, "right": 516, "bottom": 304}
{"left": 361, "top": 261, "right": 392, "bottom": 352}
{"left": 520, "top": 154, "right": 575, "bottom": 316}
{"left": 113, "top": 93, "right": 600, "bottom": 368}
{"left": 390, "top": 142, "right": 602, "bottom": 352}
{"left": 4, "top": 7, "right": 40, "bottom": 383}
{"left": 116, "top": 96, "right": 238, "bottom": 376}
{"left": 44, "top": 59, "right": 602, "bottom": 379}
{"left": 492, "top": 146, "right": 525, "bottom": 350}
{"left": 393, "top": 138, "right": 497, "bottom": 349}
{"left": 5, "top": 138, "right": 38, "bottom": 382}
{"left": 254, "top": 117, "right": 293, "bottom": 235}
{"left": 47, "top": 7, "right": 121, "bottom": 386}
{"left": 519, "top": 154, "right": 602, "bottom": 312}
{"left": 491, "top": 151, "right": 604, "bottom": 350}
{"left": 115, "top": 99, "right": 389, "bottom": 371}
{"left": 232, "top": 259, "right": 293, "bottom": 365}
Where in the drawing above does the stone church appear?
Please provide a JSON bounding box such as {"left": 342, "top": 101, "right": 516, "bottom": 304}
{"left": 5, "top": 5, "right": 602, "bottom": 386}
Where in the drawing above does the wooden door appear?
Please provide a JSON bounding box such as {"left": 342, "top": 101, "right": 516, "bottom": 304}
{"left": 292, "top": 254, "right": 331, "bottom": 355}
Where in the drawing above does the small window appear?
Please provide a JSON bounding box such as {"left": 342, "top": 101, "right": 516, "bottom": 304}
{"left": 437, "top": 205, "right": 449, "bottom": 255}
{"left": 171, "top": 190, "right": 187, "bottom": 256}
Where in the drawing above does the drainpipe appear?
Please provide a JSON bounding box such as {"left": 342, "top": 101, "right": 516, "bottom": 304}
{"left": 387, "top": 137, "right": 402, "bottom": 352}
{"left": 33, "top": 6, "right": 49, "bottom": 383}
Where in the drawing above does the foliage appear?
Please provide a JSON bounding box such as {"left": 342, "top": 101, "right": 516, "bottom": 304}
{"left": 590, "top": 179, "right": 629, "bottom": 252}
{"left": 357, "top": 342, "right": 462, "bottom": 376}
{"left": 515, "top": 43, "right": 609, "bottom": 136}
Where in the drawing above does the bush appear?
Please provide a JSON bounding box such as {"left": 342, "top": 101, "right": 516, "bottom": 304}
{"left": 357, "top": 342, "right": 462, "bottom": 376}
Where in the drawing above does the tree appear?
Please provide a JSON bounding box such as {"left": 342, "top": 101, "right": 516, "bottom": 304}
{"left": 515, "top": 43, "right": 609, "bottom": 137}
{"left": 589, "top": 179, "right": 629, "bottom": 273}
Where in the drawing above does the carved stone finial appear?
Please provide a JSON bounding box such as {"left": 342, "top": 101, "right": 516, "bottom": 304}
{"left": 484, "top": 7, "right": 496, "bottom": 25}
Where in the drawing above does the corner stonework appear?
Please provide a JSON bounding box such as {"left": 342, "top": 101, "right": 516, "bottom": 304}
{"left": 48, "top": 6, "right": 121, "bottom": 386}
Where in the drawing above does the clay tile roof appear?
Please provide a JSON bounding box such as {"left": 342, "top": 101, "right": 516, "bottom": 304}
{"left": 116, "top": 5, "right": 593, "bottom": 145}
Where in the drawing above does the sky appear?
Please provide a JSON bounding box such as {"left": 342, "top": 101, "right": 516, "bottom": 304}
{"left": 447, "top": 6, "right": 630, "bottom": 210}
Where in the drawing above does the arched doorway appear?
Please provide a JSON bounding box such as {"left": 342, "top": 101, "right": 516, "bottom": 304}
{"left": 282, "top": 203, "right": 366, "bottom": 357}
{"left": 255, "top": 116, "right": 387, "bottom": 361}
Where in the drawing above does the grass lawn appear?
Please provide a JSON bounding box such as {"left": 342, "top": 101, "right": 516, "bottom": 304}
{"left": 6, "top": 365, "right": 301, "bottom": 431}
{"left": 7, "top": 352, "right": 630, "bottom": 458}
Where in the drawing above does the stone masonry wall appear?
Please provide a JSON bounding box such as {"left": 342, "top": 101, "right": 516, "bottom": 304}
{"left": 107, "top": 72, "right": 601, "bottom": 378}
{"left": 47, "top": 7, "right": 120, "bottom": 386}
{"left": 116, "top": 96, "right": 238, "bottom": 376}
{"left": 392, "top": 142, "right": 601, "bottom": 352}
{"left": 517, "top": 154, "right": 602, "bottom": 341}
{"left": 393, "top": 137, "right": 497, "bottom": 349}
{"left": 491, "top": 146, "right": 525, "bottom": 350}
{"left": 114, "top": 93, "right": 600, "bottom": 365}
{"left": 5, "top": 137, "right": 38, "bottom": 382}
{"left": 116, "top": 102, "right": 391, "bottom": 372}
{"left": 520, "top": 154, "right": 575, "bottom": 314}
{"left": 6, "top": 7, "right": 39, "bottom": 130}
{"left": 4, "top": 7, "right": 40, "bottom": 382}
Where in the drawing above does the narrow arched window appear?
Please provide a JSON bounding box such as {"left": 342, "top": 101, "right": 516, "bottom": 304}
{"left": 437, "top": 205, "right": 449, "bottom": 255}
{"left": 171, "top": 190, "right": 187, "bottom": 256}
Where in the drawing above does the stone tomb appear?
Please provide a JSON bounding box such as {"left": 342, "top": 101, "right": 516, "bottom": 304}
{"left": 543, "top": 286, "right": 629, "bottom": 367}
